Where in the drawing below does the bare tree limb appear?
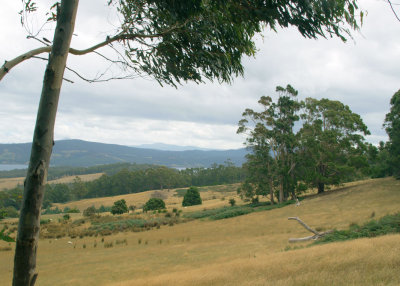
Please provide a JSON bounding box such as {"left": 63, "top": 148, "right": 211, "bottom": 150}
{"left": 288, "top": 217, "right": 333, "bottom": 243}
{"left": 388, "top": 0, "right": 400, "bottom": 22}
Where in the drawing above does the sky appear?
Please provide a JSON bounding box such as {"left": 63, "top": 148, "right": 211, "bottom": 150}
{"left": 0, "top": 0, "right": 399, "bottom": 150}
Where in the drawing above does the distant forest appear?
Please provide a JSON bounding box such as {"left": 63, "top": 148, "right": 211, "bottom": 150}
{"left": 0, "top": 162, "right": 245, "bottom": 216}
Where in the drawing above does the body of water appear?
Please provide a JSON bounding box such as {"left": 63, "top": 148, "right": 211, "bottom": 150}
{"left": 0, "top": 164, "right": 28, "bottom": 171}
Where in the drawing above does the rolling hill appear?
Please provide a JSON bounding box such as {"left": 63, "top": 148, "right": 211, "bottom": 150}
{"left": 0, "top": 139, "right": 247, "bottom": 168}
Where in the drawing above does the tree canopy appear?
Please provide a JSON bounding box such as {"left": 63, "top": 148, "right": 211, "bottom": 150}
{"left": 238, "top": 85, "right": 370, "bottom": 202}
{"left": 384, "top": 89, "right": 400, "bottom": 179}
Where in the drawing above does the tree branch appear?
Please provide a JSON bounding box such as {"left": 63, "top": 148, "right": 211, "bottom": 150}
{"left": 288, "top": 217, "right": 333, "bottom": 242}
{"left": 388, "top": 0, "right": 400, "bottom": 22}
{"left": 1, "top": 22, "right": 186, "bottom": 81}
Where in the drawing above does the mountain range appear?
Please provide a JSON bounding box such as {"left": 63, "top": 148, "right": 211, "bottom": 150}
{"left": 0, "top": 139, "right": 247, "bottom": 168}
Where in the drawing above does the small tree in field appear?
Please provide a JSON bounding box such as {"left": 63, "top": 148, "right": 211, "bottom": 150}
{"left": 111, "top": 199, "right": 129, "bottom": 215}
{"left": 83, "top": 206, "right": 97, "bottom": 217}
{"left": 143, "top": 198, "right": 166, "bottom": 212}
{"left": 182, "top": 187, "right": 202, "bottom": 207}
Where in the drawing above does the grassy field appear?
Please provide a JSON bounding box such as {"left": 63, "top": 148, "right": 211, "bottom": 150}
{"left": 0, "top": 177, "right": 399, "bottom": 285}
{"left": 0, "top": 173, "right": 104, "bottom": 190}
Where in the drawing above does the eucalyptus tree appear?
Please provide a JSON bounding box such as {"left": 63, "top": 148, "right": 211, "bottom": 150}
{"left": 238, "top": 85, "right": 301, "bottom": 203}
{"left": 1, "top": 0, "right": 363, "bottom": 285}
{"left": 383, "top": 89, "right": 400, "bottom": 178}
{"left": 298, "top": 98, "right": 370, "bottom": 193}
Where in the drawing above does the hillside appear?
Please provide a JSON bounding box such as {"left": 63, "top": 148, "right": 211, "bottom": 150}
{"left": 0, "top": 139, "right": 247, "bottom": 168}
{"left": 1, "top": 177, "right": 399, "bottom": 285}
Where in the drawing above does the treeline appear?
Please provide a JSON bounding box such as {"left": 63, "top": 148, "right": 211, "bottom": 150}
{"left": 237, "top": 85, "right": 398, "bottom": 204}
{"left": 0, "top": 162, "right": 157, "bottom": 180}
{"left": 0, "top": 163, "right": 244, "bottom": 217}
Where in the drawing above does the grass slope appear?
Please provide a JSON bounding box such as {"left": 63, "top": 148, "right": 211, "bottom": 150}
{"left": 0, "top": 177, "right": 399, "bottom": 285}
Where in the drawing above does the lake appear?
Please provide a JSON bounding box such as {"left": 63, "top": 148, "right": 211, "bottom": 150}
{"left": 0, "top": 164, "right": 28, "bottom": 171}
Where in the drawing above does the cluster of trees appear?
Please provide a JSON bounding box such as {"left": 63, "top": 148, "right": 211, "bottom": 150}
{"left": 238, "top": 85, "right": 371, "bottom": 203}
{"left": 364, "top": 89, "right": 400, "bottom": 179}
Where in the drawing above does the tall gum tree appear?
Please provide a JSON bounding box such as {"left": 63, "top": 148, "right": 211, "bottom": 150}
{"left": 1, "top": 0, "right": 363, "bottom": 285}
{"left": 298, "top": 97, "right": 370, "bottom": 193}
{"left": 237, "top": 85, "right": 301, "bottom": 203}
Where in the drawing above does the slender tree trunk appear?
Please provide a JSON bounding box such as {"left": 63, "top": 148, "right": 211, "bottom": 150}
{"left": 12, "top": 1, "right": 79, "bottom": 285}
{"left": 279, "top": 180, "right": 284, "bottom": 203}
{"left": 317, "top": 182, "right": 325, "bottom": 194}
{"left": 269, "top": 179, "right": 275, "bottom": 205}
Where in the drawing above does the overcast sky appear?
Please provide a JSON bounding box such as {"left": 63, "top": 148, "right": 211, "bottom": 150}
{"left": 1, "top": 0, "right": 399, "bottom": 150}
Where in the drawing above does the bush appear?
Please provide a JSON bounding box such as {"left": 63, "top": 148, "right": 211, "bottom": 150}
{"left": 229, "top": 198, "right": 236, "bottom": 207}
{"left": 111, "top": 199, "right": 128, "bottom": 215}
{"left": 83, "top": 206, "right": 97, "bottom": 217}
{"left": 98, "top": 205, "right": 111, "bottom": 213}
{"left": 143, "top": 198, "right": 166, "bottom": 212}
{"left": 0, "top": 206, "right": 19, "bottom": 219}
{"left": 63, "top": 207, "right": 80, "bottom": 213}
{"left": 63, "top": 214, "right": 71, "bottom": 220}
{"left": 182, "top": 187, "right": 202, "bottom": 207}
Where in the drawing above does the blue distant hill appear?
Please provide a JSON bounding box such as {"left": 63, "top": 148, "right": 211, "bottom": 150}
{"left": 0, "top": 139, "right": 247, "bottom": 168}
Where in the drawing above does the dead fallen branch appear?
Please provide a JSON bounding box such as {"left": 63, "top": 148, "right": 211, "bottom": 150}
{"left": 288, "top": 217, "right": 333, "bottom": 243}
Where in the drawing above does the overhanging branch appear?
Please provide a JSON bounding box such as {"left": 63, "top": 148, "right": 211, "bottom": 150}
{"left": 1, "top": 23, "right": 185, "bottom": 81}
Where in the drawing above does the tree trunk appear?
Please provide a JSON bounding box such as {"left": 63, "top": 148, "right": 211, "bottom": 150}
{"left": 269, "top": 179, "right": 275, "bottom": 205}
{"left": 317, "top": 182, "right": 325, "bottom": 194}
{"left": 12, "top": 1, "right": 79, "bottom": 285}
{"left": 279, "top": 180, "right": 284, "bottom": 203}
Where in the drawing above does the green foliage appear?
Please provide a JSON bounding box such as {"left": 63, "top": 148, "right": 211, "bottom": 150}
{"left": 238, "top": 85, "right": 370, "bottom": 203}
{"left": 98, "top": 205, "right": 111, "bottom": 213}
{"left": 315, "top": 213, "right": 400, "bottom": 244}
{"left": 229, "top": 198, "right": 236, "bottom": 207}
{"left": 63, "top": 207, "right": 80, "bottom": 213}
{"left": 182, "top": 187, "right": 202, "bottom": 207}
{"left": 238, "top": 85, "right": 301, "bottom": 203}
{"left": 114, "top": 0, "right": 361, "bottom": 87}
{"left": 83, "top": 206, "right": 97, "bottom": 217}
{"left": 0, "top": 227, "right": 15, "bottom": 242}
{"left": 143, "top": 198, "right": 166, "bottom": 212}
{"left": 111, "top": 199, "right": 129, "bottom": 215}
{"left": 0, "top": 206, "right": 19, "bottom": 219}
{"left": 63, "top": 214, "right": 70, "bottom": 220}
{"left": 384, "top": 89, "right": 400, "bottom": 179}
{"left": 41, "top": 206, "right": 62, "bottom": 215}
{"left": 184, "top": 199, "right": 297, "bottom": 220}
{"left": 298, "top": 97, "right": 370, "bottom": 193}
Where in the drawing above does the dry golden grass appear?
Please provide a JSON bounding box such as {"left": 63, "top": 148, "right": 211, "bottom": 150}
{"left": 0, "top": 173, "right": 104, "bottom": 191}
{"left": 54, "top": 184, "right": 240, "bottom": 212}
{"left": 0, "top": 177, "right": 399, "bottom": 286}
{"left": 0, "top": 177, "right": 25, "bottom": 190}
{"left": 48, "top": 173, "right": 104, "bottom": 184}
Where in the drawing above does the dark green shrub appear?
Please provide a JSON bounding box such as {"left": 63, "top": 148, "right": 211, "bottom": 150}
{"left": 83, "top": 206, "right": 97, "bottom": 217}
{"left": 63, "top": 214, "right": 70, "bottom": 220}
{"left": 111, "top": 199, "right": 128, "bottom": 215}
{"left": 143, "top": 198, "right": 166, "bottom": 212}
{"left": 98, "top": 205, "right": 111, "bottom": 213}
{"left": 63, "top": 207, "right": 80, "bottom": 213}
{"left": 229, "top": 198, "right": 236, "bottom": 207}
{"left": 182, "top": 187, "right": 202, "bottom": 207}
{"left": 0, "top": 206, "right": 19, "bottom": 218}
{"left": 42, "top": 206, "right": 62, "bottom": 215}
